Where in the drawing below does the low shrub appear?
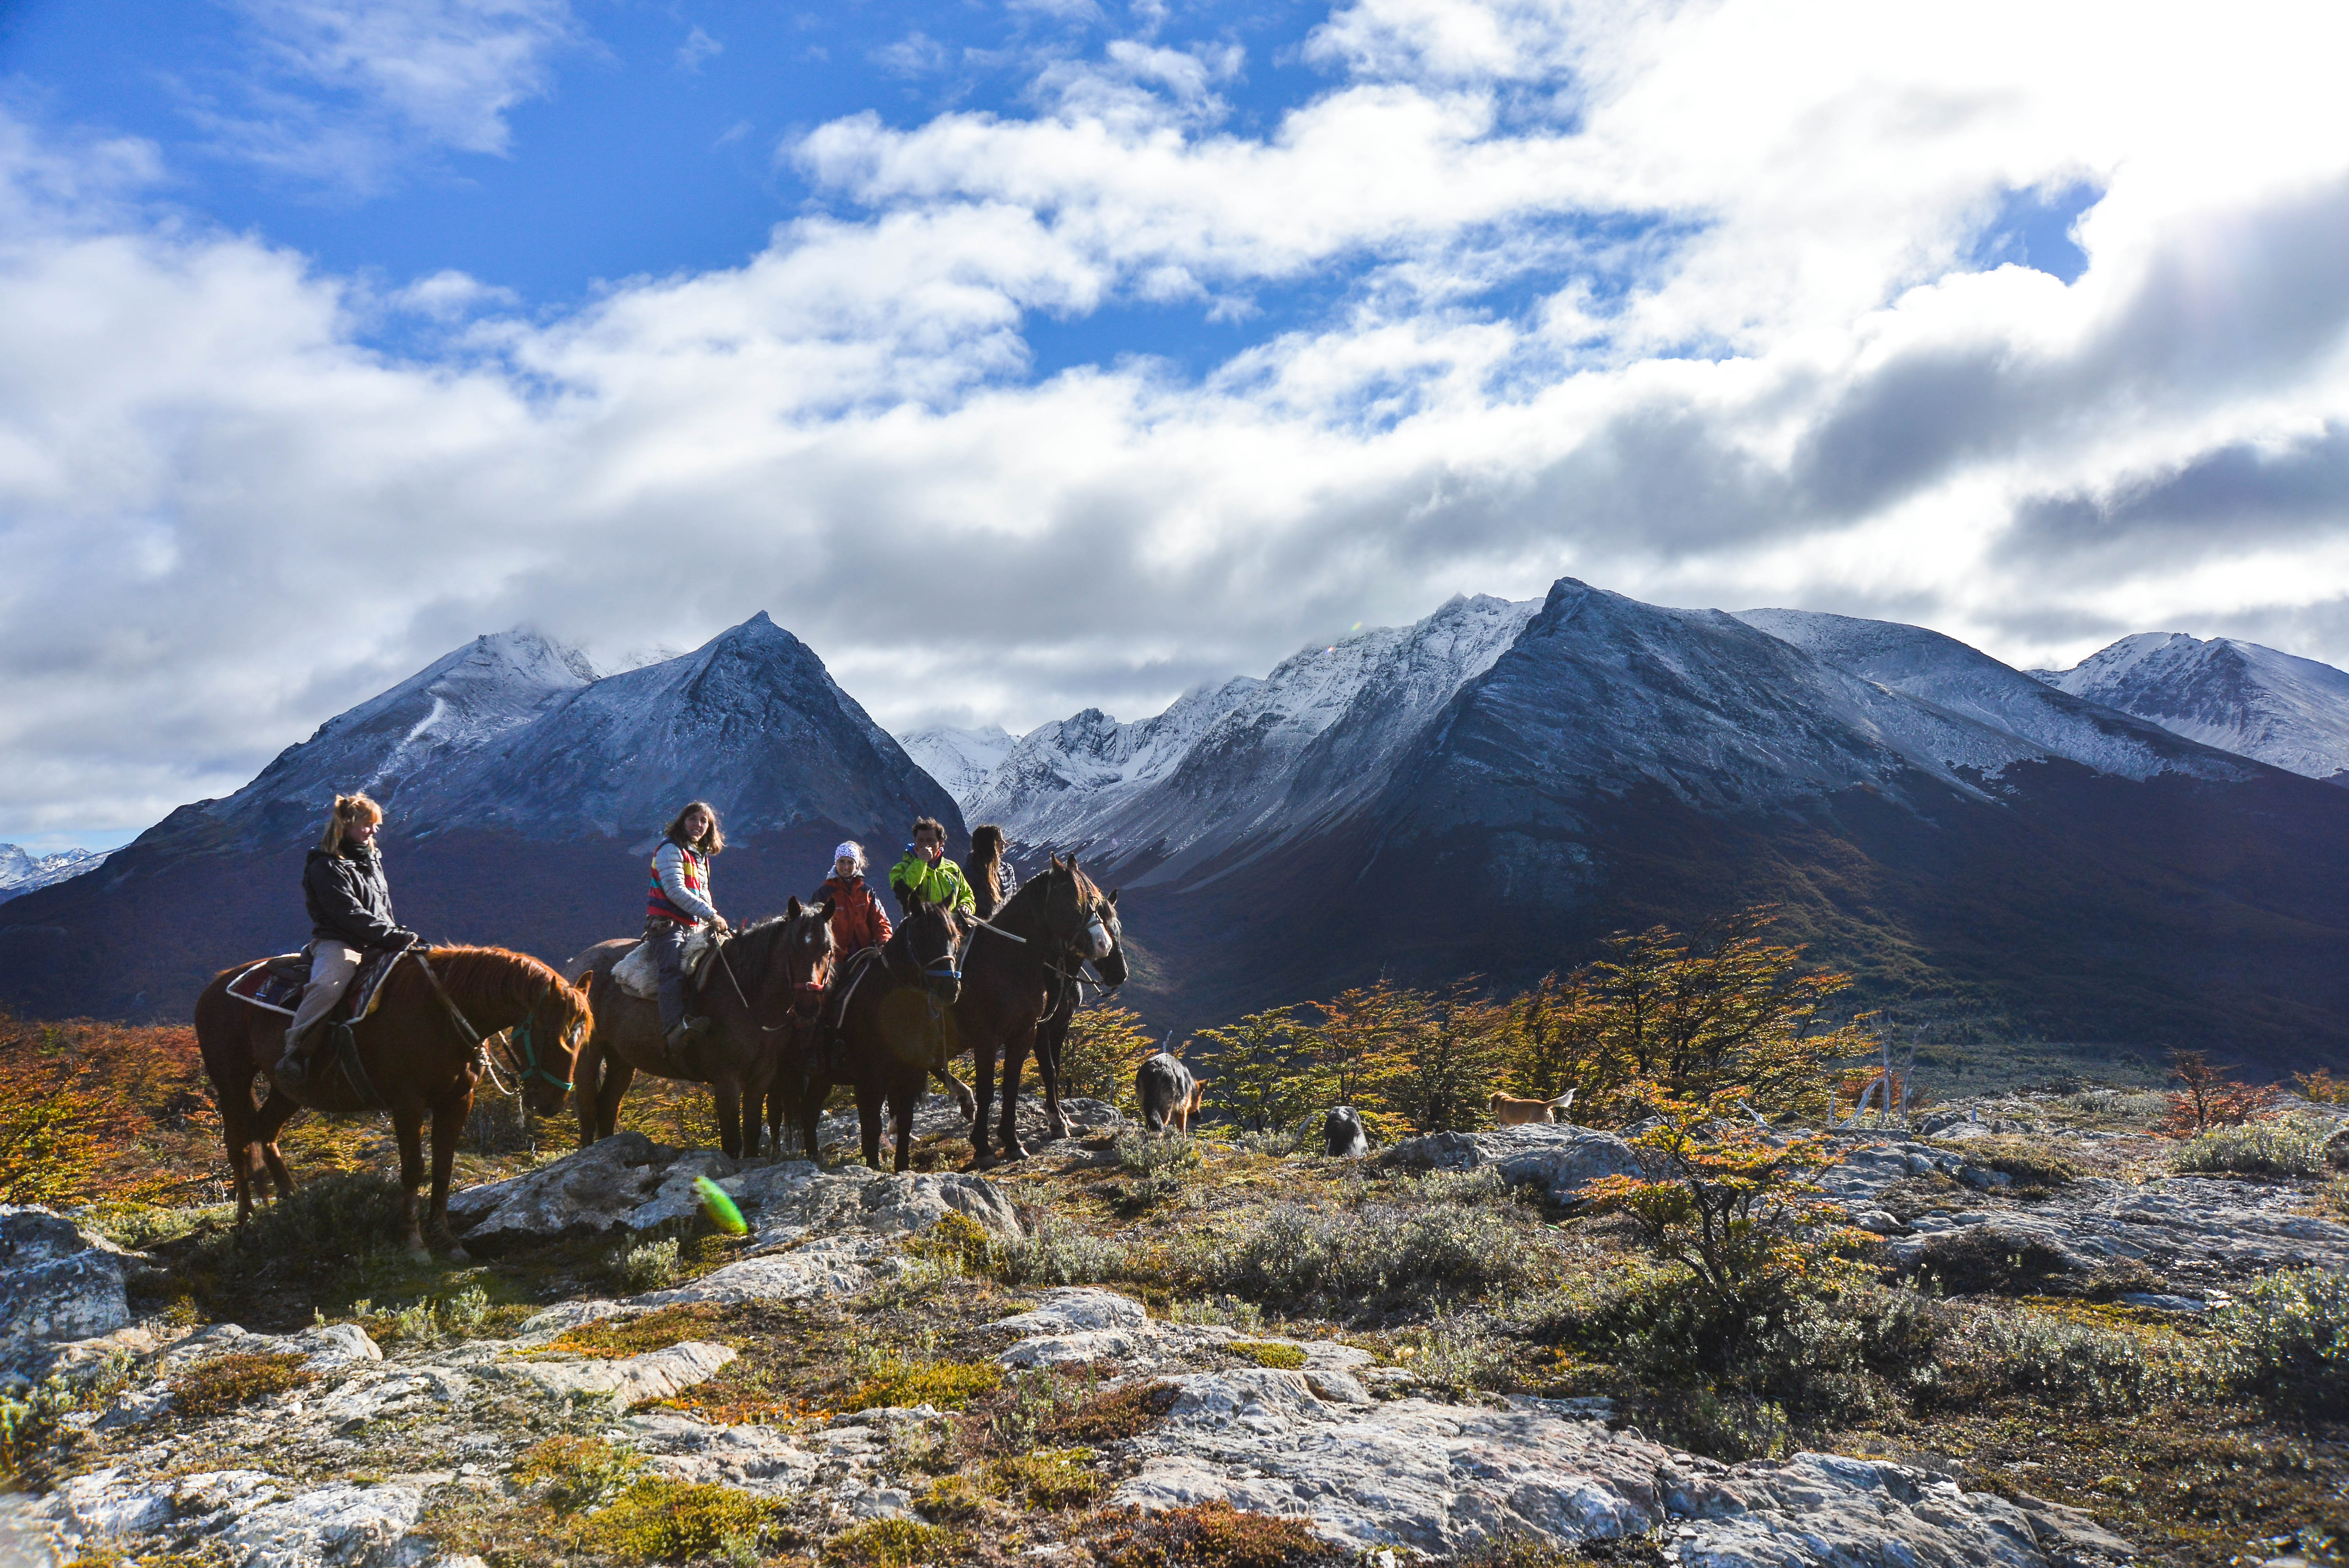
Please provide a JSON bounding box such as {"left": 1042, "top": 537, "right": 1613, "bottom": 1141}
{"left": 2174, "top": 1115, "right": 2335, "bottom": 1179}
{"left": 995, "top": 1217, "right": 1134, "bottom": 1286}
{"left": 1957, "top": 1139, "right": 2082, "bottom": 1192}
{"left": 1930, "top": 1306, "right": 2175, "bottom": 1412}
{"left": 613, "top": 1235, "right": 683, "bottom": 1293}
{"left": 917, "top": 1472, "right": 994, "bottom": 1522}
{"left": 1235, "top": 1124, "right": 1309, "bottom": 1157}
{"left": 846, "top": 1358, "right": 1004, "bottom": 1412}
{"left": 546, "top": 1304, "right": 725, "bottom": 1360}
{"left": 169, "top": 1352, "right": 316, "bottom": 1417}
{"left": 213, "top": 1170, "right": 408, "bottom": 1267}
{"left": 572, "top": 1477, "right": 782, "bottom": 1563}
{"left": 1639, "top": 1387, "right": 1792, "bottom": 1461}
{"left": 1090, "top": 1500, "right": 1340, "bottom": 1568}
{"left": 2212, "top": 1268, "right": 2349, "bottom": 1417}
{"left": 1207, "top": 1199, "right": 1535, "bottom": 1307}
{"left": 1043, "top": 1380, "right": 1181, "bottom": 1443}
{"left": 825, "top": 1518, "right": 958, "bottom": 1567}
{"left": 513, "top": 1434, "right": 644, "bottom": 1508}
{"left": 1904, "top": 1228, "right": 2081, "bottom": 1297}
{"left": 1394, "top": 1314, "right": 1508, "bottom": 1397}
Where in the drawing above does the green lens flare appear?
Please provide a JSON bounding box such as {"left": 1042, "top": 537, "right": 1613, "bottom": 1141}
{"left": 694, "top": 1174, "right": 747, "bottom": 1235}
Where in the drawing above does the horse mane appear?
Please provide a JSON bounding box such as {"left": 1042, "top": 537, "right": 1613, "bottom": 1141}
{"left": 417, "top": 944, "right": 590, "bottom": 1031}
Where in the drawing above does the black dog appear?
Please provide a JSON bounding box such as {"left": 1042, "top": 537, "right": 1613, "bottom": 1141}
{"left": 1324, "top": 1105, "right": 1368, "bottom": 1157}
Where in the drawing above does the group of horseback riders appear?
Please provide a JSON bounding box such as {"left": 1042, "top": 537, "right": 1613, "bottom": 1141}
{"left": 274, "top": 792, "right": 1021, "bottom": 1085}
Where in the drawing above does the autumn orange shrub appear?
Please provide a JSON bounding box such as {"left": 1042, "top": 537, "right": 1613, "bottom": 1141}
{"left": 0, "top": 1009, "right": 217, "bottom": 1207}
{"left": 2162, "top": 1048, "right": 2278, "bottom": 1136}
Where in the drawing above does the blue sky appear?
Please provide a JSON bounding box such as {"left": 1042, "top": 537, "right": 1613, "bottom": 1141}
{"left": 4, "top": 0, "right": 2349, "bottom": 852}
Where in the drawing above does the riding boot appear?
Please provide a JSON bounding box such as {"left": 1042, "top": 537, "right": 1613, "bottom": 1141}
{"left": 275, "top": 1023, "right": 315, "bottom": 1085}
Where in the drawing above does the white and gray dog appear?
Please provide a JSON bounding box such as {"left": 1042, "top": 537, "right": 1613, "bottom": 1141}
{"left": 1324, "top": 1105, "right": 1368, "bottom": 1157}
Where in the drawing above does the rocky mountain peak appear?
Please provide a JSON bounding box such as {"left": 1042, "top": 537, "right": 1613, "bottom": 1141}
{"left": 2034, "top": 631, "right": 2349, "bottom": 780}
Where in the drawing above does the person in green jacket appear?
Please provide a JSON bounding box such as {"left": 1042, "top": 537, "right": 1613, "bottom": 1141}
{"left": 889, "top": 816, "right": 977, "bottom": 919}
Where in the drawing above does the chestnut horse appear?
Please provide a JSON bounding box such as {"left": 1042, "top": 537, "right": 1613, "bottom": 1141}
{"left": 959, "top": 853, "right": 1128, "bottom": 1167}
{"left": 196, "top": 946, "right": 590, "bottom": 1259}
{"left": 567, "top": 900, "right": 834, "bottom": 1160}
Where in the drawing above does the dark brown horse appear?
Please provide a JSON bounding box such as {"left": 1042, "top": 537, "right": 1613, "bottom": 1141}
{"left": 799, "top": 898, "right": 964, "bottom": 1171}
{"left": 959, "top": 853, "right": 1127, "bottom": 1166}
{"left": 196, "top": 946, "right": 590, "bottom": 1258}
{"left": 567, "top": 900, "right": 834, "bottom": 1160}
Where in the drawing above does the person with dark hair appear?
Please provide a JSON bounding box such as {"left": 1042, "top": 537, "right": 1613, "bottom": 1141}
{"left": 964, "top": 824, "right": 1019, "bottom": 920}
{"left": 889, "top": 816, "right": 975, "bottom": 919}
{"left": 276, "top": 793, "right": 418, "bottom": 1084}
{"left": 647, "top": 800, "right": 729, "bottom": 1049}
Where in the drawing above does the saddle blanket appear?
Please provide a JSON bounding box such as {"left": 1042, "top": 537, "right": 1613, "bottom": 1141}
{"left": 226, "top": 947, "right": 401, "bottom": 1023}
{"left": 610, "top": 926, "right": 717, "bottom": 1001}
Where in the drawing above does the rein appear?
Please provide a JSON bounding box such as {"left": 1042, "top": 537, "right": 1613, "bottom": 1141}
{"left": 410, "top": 948, "right": 575, "bottom": 1095}
{"left": 712, "top": 923, "right": 831, "bottom": 1034}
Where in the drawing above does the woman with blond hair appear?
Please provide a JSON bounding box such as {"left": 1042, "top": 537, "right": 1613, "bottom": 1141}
{"left": 276, "top": 792, "right": 417, "bottom": 1084}
{"left": 646, "top": 800, "right": 729, "bottom": 1050}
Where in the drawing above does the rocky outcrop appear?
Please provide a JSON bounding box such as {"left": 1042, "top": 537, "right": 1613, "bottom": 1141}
{"left": 445, "top": 1135, "right": 1021, "bottom": 1256}
{"left": 1116, "top": 1374, "right": 2132, "bottom": 1565}
{"left": 1382, "top": 1124, "right": 1641, "bottom": 1203}
{"left": 1, "top": 1205, "right": 141, "bottom": 1386}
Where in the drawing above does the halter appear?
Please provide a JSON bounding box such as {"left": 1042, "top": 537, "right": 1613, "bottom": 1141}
{"left": 712, "top": 913, "right": 836, "bottom": 1034}
{"left": 410, "top": 948, "right": 577, "bottom": 1096}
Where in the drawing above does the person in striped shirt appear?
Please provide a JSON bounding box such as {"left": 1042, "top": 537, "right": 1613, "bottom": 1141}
{"left": 647, "top": 800, "right": 729, "bottom": 1049}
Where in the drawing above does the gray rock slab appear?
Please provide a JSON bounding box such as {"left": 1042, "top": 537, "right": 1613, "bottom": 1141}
{"left": 639, "top": 1235, "right": 914, "bottom": 1305}
{"left": 625, "top": 1411, "right": 824, "bottom": 1496}
{"left": 1112, "top": 1373, "right": 2130, "bottom": 1564}
{"left": 1885, "top": 1175, "right": 2349, "bottom": 1284}
{"left": 0, "top": 1205, "right": 136, "bottom": 1382}
{"left": 1382, "top": 1124, "right": 1641, "bottom": 1203}
{"left": 223, "top": 1481, "right": 426, "bottom": 1568}
{"left": 494, "top": 1341, "right": 736, "bottom": 1407}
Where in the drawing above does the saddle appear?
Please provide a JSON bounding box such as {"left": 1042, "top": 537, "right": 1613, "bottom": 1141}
{"left": 609, "top": 926, "right": 720, "bottom": 1001}
{"left": 225, "top": 946, "right": 403, "bottom": 1025}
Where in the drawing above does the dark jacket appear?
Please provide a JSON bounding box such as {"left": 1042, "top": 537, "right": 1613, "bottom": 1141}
{"left": 304, "top": 843, "right": 408, "bottom": 950}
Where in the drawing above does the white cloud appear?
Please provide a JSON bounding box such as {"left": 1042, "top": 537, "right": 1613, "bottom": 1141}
{"left": 8, "top": 0, "right": 2349, "bottom": 839}
{"left": 676, "top": 25, "right": 723, "bottom": 73}
{"left": 191, "top": 0, "right": 577, "bottom": 188}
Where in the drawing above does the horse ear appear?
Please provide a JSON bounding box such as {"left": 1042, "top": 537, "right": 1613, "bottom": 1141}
{"left": 1107, "top": 887, "right": 1119, "bottom": 906}
{"left": 786, "top": 896, "right": 803, "bottom": 919}
{"left": 817, "top": 897, "right": 834, "bottom": 919}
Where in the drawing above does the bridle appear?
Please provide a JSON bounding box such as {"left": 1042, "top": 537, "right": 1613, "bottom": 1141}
{"left": 711, "top": 911, "right": 836, "bottom": 1035}
{"left": 410, "top": 947, "right": 579, "bottom": 1098}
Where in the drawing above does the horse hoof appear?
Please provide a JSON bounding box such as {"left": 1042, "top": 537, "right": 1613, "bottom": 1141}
{"left": 1001, "top": 1140, "right": 1029, "bottom": 1162}
{"left": 405, "top": 1246, "right": 431, "bottom": 1265}
{"left": 443, "top": 1244, "right": 471, "bottom": 1263}
{"left": 1046, "top": 1118, "right": 1070, "bottom": 1142}
{"left": 972, "top": 1147, "right": 998, "bottom": 1170}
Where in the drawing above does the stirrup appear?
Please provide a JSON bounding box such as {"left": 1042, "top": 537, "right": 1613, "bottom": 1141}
{"left": 275, "top": 1047, "right": 308, "bottom": 1085}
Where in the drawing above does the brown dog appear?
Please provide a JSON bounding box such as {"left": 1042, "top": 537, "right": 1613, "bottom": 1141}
{"left": 1489, "top": 1089, "right": 1577, "bottom": 1126}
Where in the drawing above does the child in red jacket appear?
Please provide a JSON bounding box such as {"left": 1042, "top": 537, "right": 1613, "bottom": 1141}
{"left": 816, "top": 841, "right": 893, "bottom": 957}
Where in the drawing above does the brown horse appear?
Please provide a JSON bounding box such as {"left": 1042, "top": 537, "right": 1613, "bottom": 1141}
{"left": 800, "top": 898, "right": 964, "bottom": 1171}
{"left": 959, "top": 853, "right": 1127, "bottom": 1166}
{"left": 567, "top": 900, "right": 834, "bottom": 1160}
{"left": 195, "top": 946, "right": 590, "bottom": 1259}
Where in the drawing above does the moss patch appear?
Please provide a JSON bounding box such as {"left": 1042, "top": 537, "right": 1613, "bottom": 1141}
{"left": 991, "top": 1448, "right": 1107, "bottom": 1509}
{"left": 570, "top": 1477, "right": 783, "bottom": 1562}
{"left": 512, "top": 1434, "right": 643, "bottom": 1508}
{"left": 169, "top": 1352, "right": 316, "bottom": 1417}
{"left": 1228, "top": 1342, "right": 1307, "bottom": 1370}
{"left": 1042, "top": 1380, "right": 1181, "bottom": 1444}
{"left": 845, "top": 1359, "right": 1004, "bottom": 1413}
{"left": 542, "top": 1304, "right": 730, "bottom": 1360}
{"left": 823, "top": 1518, "right": 960, "bottom": 1567}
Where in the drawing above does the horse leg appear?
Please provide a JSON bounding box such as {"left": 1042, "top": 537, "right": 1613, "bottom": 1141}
{"left": 797, "top": 1071, "right": 828, "bottom": 1169}
{"left": 597, "top": 1057, "right": 636, "bottom": 1144}
{"left": 715, "top": 1080, "right": 745, "bottom": 1162}
{"left": 1037, "top": 1019, "right": 1070, "bottom": 1143}
{"left": 576, "top": 1038, "right": 604, "bottom": 1149}
{"left": 998, "top": 1025, "right": 1035, "bottom": 1162}
{"left": 892, "top": 1072, "right": 918, "bottom": 1174}
{"left": 221, "top": 1066, "right": 259, "bottom": 1224}
{"left": 968, "top": 1041, "right": 999, "bottom": 1169}
{"left": 428, "top": 1091, "right": 472, "bottom": 1259}
{"left": 393, "top": 1105, "right": 430, "bottom": 1262}
{"left": 857, "top": 1079, "right": 885, "bottom": 1172}
{"left": 933, "top": 1064, "right": 977, "bottom": 1123}
{"left": 253, "top": 1086, "right": 302, "bottom": 1203}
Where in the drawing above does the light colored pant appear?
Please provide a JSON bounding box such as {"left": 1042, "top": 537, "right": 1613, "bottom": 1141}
{"left": 285, "top": 940, "right": 365, "bottom": 1048}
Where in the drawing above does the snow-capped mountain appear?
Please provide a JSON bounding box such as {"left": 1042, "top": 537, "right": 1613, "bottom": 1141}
{"left": 896, "top": 726, "right": 1016, "bottom": 813}
{"left": 970, "top": 592, "right": 1539, "bottom": 880}
{"left": 1, "top": 614, "right": 958, "bottom": 1020}
{"left": 2030, "top": 633, "right": 2349, "bottom": 782}
{"left": 0, "top": 845, "right": 109, "bottom": 904}
{"left": 1733, "top": 609, "right": 2242, "bottom": 783}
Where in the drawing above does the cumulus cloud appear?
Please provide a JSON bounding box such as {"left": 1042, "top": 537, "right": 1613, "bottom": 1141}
{"left": 7, "top": 0, "right": 2349, "bottom": 841}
